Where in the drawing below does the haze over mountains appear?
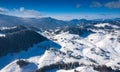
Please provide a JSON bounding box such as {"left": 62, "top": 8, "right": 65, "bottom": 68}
{"left": 0, "top": 14, "right": 120, "bottom": 30}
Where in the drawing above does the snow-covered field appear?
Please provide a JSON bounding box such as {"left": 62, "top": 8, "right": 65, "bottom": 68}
{"left": 0, "top": 23, "right": 120, "bottom": 72}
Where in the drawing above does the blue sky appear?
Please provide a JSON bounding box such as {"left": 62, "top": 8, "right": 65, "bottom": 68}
{"left": 0, "top": 0, "right": 120, "bottom": 20}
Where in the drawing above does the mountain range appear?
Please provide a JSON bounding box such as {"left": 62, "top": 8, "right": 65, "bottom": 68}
{"left": 0, "top": 14, "right": 120, "bottom": 30}
{"left": 0, "top": 14, "right": 120, "bottom": 72}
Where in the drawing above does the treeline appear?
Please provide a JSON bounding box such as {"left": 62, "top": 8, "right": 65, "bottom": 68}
{"left": 92, "top": 65, "right": 120, "bottom": 72}
{"left": 55, "top": 26, "right": 94, "bottom": 37}
{"left": 36, "top": 62, "right": 79, "bottom": 72}
{"left": 0, "top": 26, "right": 47, "bottom": 57}
{"left": 16, "top": 59, "right": 29, "bottom": 68}
{"left": 36, "top": 62, "right": 120, "bottom": 72}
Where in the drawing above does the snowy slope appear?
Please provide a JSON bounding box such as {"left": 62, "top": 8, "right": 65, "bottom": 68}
{"left": 94, "top": 23, "right": 119, "bottom": 28}
{"left": 0, "top": 23, "right": 120, "bottom": 72}
{"left": 0, "top": 34, "right": 5, "bottom": 37}
{"left": 0, "top": 60, "right": 38, "bottom": 72}
{"left": 0, "top": 40, "right": 61, "bottom": 71}
{"left": 40, "top": 27, "right": 120, "bottom": 71}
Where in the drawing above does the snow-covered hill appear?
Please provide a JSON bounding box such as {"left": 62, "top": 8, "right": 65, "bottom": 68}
{"left": 0, "top": 23, "right": 120, "bottom": 72}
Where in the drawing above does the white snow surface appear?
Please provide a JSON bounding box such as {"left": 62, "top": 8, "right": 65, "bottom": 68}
{"left": 94, "top": 23, "right": 119, "bottom": 28}
{"left": 0, "top": 25, "right": 120, "bottom": 72}
{"left": 0, "top": 34, "right": 5, "bottom": 37}
{"left": 0, "top": 26, "right": 17, "bottom": 30}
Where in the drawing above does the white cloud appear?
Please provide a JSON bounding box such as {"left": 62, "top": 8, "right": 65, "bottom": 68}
{"left": 48, "top": 13, "right": 120, "bottom": 20}
{"left": 0, "top": 7, "right": 43, "bottom": 18}
{"left": 90, "top": 1, "right": 102, "bottom": 8}
{"left": 90, "top": 0, "right": 120, "bottom": 9}
{"left": 105, "top": 0, "right": 120, "bottom": 9}
{"left": 0, "top": 7, "right": 8, "bottom": 12}
{"left": 17, "top": 7, "right": 43, "bottom": 17}
{"left": 20, "top": 7, "right": 24, "bottom": 12}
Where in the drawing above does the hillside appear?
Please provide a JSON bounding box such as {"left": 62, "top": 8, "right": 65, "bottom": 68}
{"left": 0, "top": 22, "right": 120, "bottom": 72}
{"left": 0, "top": 26, "right": 47, "bottom": 57}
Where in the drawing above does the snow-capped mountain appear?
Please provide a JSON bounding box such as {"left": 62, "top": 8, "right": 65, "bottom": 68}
{"left": 0, "top": 21, "right": 120, "bottom": 72}
{"left": 0, "top": 14, "right": 68, "bottom": 30}
{"left": 0, "top": 13, "right": 120, "bottom": 30}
